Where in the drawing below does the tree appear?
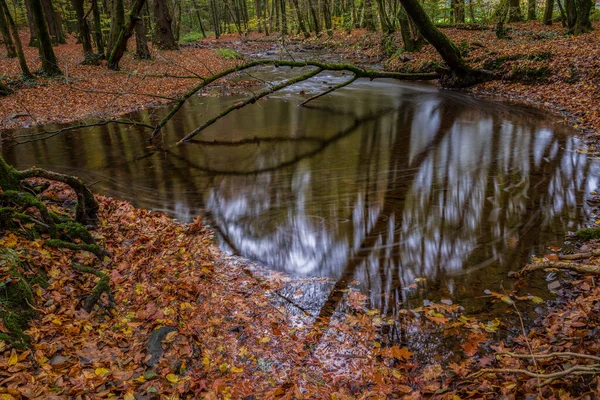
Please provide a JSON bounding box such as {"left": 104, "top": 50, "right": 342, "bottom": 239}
{"left": 0, "top": 0, "right": 34, "bottom": 79}
{"left": 91, "top": 0, "right": 105, "bottom": 57}
{"left": 71, "top": 0, "right": 96, "bottom": 64}
{"left": 0, "top": 2, "right": 17, "bottom": 58}
{"left": 396, "top": 0, "right": 491, "bottom": 86}
{"left": 543, "top": 0, "right": 555, "bottom": 24}
{"left": 29, "top": 0, "right": 62, "bottom": 76}
{"left": 508, "top": 0, "right": 523, "bottom": 21}
{"left": 153, "top": 0, "right": 178, "bottom": 49}
{"left": 0, "top": 80, "right": 11, "bottom": 96}
{"left": 108, "top": 0, "right": 147, "bottom": 69}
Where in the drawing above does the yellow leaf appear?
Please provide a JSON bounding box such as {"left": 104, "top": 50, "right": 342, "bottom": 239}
{"left": 238, "top": 347, "right": 248, "bottom": 357}
{"left": 8, "top": 350, "right": 18, "bottom": 366}
{"left": 202, "top": 357, "right": 210, "bottom": 365}
{"left": 219, "top": 363, "right": 229, "bottom": 373}
{"left": 0, "top": 340, "right": 5, "bottom": 352}
{"left": 134, "top": 376, "right": 146, "bottom": 383}
{"left": 366, "top": 309, "right": 379, "bottom": 316}
{"left": 373, "top": 341, "right": 381, "bottom": 348}
{"left": 1, "top": 233, "right": 18, "bottom": 248}
{"left": 164, "top": 331, "right": 178, "bottom": 342}
{"left": 230, "top": 366, "right": 243, "bottom": 373}
{"left": 124, "top": 392, "right": 135, "bottom": 400}
{"left": 166, "top": 373, "right": 179, "bottom": 383}
{"left": 95, "top": 367, "right": 110, "bottom": 376}
{"left": 260, "top": 336, "right": 271, "bottom": 343}
{"left": 0, "top": 394, "right": 15, "bottom": 400}
{"left": 392, "top": 369, "right": 403, "bottom": 379}
{"left": 51, "top": 319, "right": 62, "bottom": 326}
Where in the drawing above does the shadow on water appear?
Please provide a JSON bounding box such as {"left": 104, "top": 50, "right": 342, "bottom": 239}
{"left": 2, "top": 73, "right": 600, "bottom": 335}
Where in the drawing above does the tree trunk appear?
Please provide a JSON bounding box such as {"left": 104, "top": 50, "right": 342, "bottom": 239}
{"left": 108, "top": 0, "right": 146, "bottom": 69}
{"left": 108, "top": 0, "right": 124, "bottom": 51}
{"left": 573, "top": 0, "right": 593, "bottom": 33}
{"left": 209, "top": 0, "right": 220, "bottom": 38}
{"left": 0, "top": 80, "right": 11, "bottom": 96}
{"left": 134, "top": 17, "right": 151, "bottom": 59}
{"left": 91, "top": 0, "right": 105, "bottom": 56}
{"left": 192, "top": 0, "right": 207, "bottom": 37}
{"left": 322, "top": 0, "right": 333, "bottom": 37}
{"left": 376, "top": 0, "right": 393, "bottom": 32}
{"left": 527, "top": 0, "right": 537, "bottom": 19}
{"left": 30, "top": 0, "right": 62, "bottom": 75}
{"left": 0, "top": 3, "right": 17, "bottom": 58}
{"left": 307, "top": 0, "right": 320, "bottom": 34}
{"left": 280, "top": 0, "right": 287, "bottom": 35}
{"left": 398, "top": 6, "right": 420, "bottom": 51}
{"left": 452, "top": 0, "right": 465, "bottom": 23}
{"left": 72, "top": 0, "right": 95, "bottom": 63}
{"left": 153, "top": 0, "right": 178, "bottom": 49}
{"left": 291, "top": 0, "right": 310, "bottom": 37}
{"left": 41, "top": 0, "right": 65, "bottom": 44}
{"left": 1, "top": 0, "right": 34, "bottom": 78}
{"left": 543, "top": 0, "right": 554, "bottom": 24}
{"left": 398, "top": 0, "right": 486, "bottom": 86}
{"left": 24, "top": 0, "right": 37, "bottom": 46}
{"left": 362, "top": 0, "right": 376, "bottom": 30}
{"left": 508, "top": 0, "right": 523, "bottom": 21}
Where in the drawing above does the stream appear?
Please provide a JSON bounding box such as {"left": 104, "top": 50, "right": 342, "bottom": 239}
{"left": 2, "top": 66, "right": 600, "bottom": 320}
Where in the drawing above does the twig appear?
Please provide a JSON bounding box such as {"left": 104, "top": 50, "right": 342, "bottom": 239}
{"left": 299, "top": 74, "right": 358, "bottom": 107}
{"left": 472, "top": 365, "right": 600, "bottom": 387}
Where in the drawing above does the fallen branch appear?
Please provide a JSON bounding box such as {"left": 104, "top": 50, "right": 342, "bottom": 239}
{"left": 298, "top": 73, "right": 358, "bottom": 107}
{"left": 514, "top": 261, "right": 600, "bottom": 278}
{"left": 175, "top": 67, "right": 324, "bottom": 143}
{"left": 148, "top": 59, "right": 440, "bottom": 142}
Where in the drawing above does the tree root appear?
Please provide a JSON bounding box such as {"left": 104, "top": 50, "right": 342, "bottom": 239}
{"left": 73, "top": 263, "right": 114, "bottom": 313}
{"left": 512, "top": 261, "right": 600, "bottom": 278}
{"left": 472, "top": 364, "right": 600, "bottom": 387}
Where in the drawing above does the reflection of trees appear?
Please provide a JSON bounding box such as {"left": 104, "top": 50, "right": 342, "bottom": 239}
{"left": 2, "top": 86, "right": 595, "bottom": 330}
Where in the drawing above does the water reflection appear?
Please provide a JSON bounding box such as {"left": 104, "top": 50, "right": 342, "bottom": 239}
{"left": 2, "top": 75, "right": 598, "bottom": 317}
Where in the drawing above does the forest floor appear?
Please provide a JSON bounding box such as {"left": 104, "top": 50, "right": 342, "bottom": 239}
{"left": 2, "top": 21, "right": 600, "bottom": 399}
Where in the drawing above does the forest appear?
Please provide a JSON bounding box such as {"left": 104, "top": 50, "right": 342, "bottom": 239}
{"left": 1, "top": 0, "right": 600, "bottom": 397}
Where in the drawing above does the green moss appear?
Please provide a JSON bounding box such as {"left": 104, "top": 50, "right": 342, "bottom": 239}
{"left": 0, "top": 250, "right": 37, "bottom": 348}
{"left": 575, "top": 228, "right": 600, "bottom": 240}
{"left": 510, "top": 65, "right": 552, "bottom": 83}
{"left": 215, "top": 48, "right": 243, "bottom": 60}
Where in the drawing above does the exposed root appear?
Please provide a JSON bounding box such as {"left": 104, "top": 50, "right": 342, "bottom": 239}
{"left": 513, "top": 261, "right": 600, "bottom": 278}
{"left": 73, "top": 262, "right": 114, "bottom": 313}
{"left": 472, "top": 363, "right": 600, "bottom": 387}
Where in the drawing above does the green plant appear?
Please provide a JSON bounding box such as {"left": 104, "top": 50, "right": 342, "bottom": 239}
{"left": 575, "top": 228, "right": 600, "bottom": 240}
{"left": 215, "top": 48, "right": 243, "bottom": 60}
{"left": 180, "top": 31, "right": 204, "bottom": 43}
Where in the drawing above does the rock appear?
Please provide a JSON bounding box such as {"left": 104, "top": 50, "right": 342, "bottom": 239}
{"left": 145, "top": 326, "right": 178, "bottom": 367}
{"left": 548, "top": 281, "right": 561, "bottom": 291}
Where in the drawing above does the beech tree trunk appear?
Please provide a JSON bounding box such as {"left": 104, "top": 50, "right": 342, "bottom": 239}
{"left": 134, "top": 18, "right": 151, "bottom": 59}
{"left": 108, "top": 0, "right": 147, "bottom": 69}
{"left": 508, "top": 0, "right": 523, "bottom": 21}
{"left": 452, "top": 0, "right": 465, "bottom": 23}
{"left": 72, "top": 0, "right": 95, "bottom": 63}
{"left": 543, "top": 0, "right": 554, "bottom": 23}
{"left": 291, "top": 0, "right": 310, "bottom": 37}
{"left": 0, "top": 0, "right": 34, "bottom": 78}
{"left": 0, "top": 2, "right": 17, "bottom": 58}
{"left": 528, "top": 0, "right": 537, "bottom": 19}
{"left": 307, "top": 0, "right": 320, "bottom": 34}
{"left": 108, "top": 0, "right": 124, "bottom": 51}
{"left": 30, "top": 0, "right": 62, "bottom": 75}
{"left": 153, "top": 0, "right": 178, "bottom": 49}
{"left": 41, "top": 0, "right": 65, "bottom": 44}
{"left": 91, "top": 0, "right": 105, "bottom": 56}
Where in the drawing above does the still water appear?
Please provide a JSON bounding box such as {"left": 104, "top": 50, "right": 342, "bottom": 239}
{"left": 2, "top": 67, "right": 599, "bottom": 314}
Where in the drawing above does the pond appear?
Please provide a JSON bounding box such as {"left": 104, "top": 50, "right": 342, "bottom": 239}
{"left": 2, "top": 67, "right": 599, "bottom": 318}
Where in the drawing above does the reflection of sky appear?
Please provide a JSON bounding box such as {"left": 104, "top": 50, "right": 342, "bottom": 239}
{"left": 207, "top": 92, "right": 599, "bottom": 311}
